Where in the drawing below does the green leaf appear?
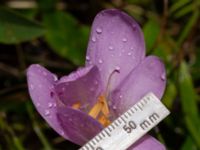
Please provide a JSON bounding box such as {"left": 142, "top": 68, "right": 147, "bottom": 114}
{"left": 179, "top": 62, "right": 200, "bottom": 148}
{"left": 0, "top": 7, "right": 44, "bottom": 44}
{"left": 143, "top": 20, "right": 160, "bottom": 51}
{"left": 170, "top": 0, "right": 191, "bottom": 14}
{"left": 174, "top": 3, "right": 195, "bottom": 18}
{"left": 162, "top": 80, "right": 177, "bottom": 109}
{"left": 43, "top": 11, "right": 89, "bottom": 65}
{"left": 178, "top": 10, "right": 199, "bottom": 46}
{"left": 181, "top": 136, "right": 198, "bottom": 150}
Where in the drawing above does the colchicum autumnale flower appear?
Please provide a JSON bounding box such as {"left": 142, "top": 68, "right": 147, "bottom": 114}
{"left": 27, "top": 9, "right": 166, "bottom": 150}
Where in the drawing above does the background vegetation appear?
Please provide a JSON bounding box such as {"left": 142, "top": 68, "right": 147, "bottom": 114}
{"left": 0, "top": 0, "right": 200, "bottom": 149}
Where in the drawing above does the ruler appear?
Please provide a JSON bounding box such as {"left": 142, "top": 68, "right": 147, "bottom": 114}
{"left": 79, "top": 92, "right": 170, "bottom": 150}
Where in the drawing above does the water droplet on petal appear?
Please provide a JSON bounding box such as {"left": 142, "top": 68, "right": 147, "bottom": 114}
{"left": 94, "top": 80, "right": 98, "bottom": 85}
{"left": 132, "top": 24, "right": 137, "bottom": 31}
{"left": 36, "top": 103, "right": 40, "bottom": 107}
{"left": 48, "top": 102, "right": 53, "bottom": 108}
{"left": 44, "top": 110, "right": 50, "bottom": 116}
{"left": 92, "top": 36, "right": 96, "bottom": 42}
{"left": 53, "top": 103, "right": 57, "bottom": 107}
{"left": 161, "top": 73, "right": 166, "bottom": 81}
{"left": 43, "top": 71, "right": 47, "bottom": 76}
{"left": 96, "top": 27, "right": 102, "bottom": 34}
{"left": 112, "top": 105, "right": 117, "bottom": 110}
{"left": 30, "top": 84, "right": 34, "bottom": 90}
{"left": 86, "top": 55, "right": 90, "bottom": 61}
{"left": 53, "top": 75, "right": 57, "bottom": 81}
{"left": 61, "top": 131, "right": 65, "bottom": 136}
{"left": 62, "top": 87, "right": 65, "bottom": 91}
{"left": 108, "top": 46, "right": 114, "bottom": 51}
{"left": 115, "top": 66, "right": 120, "bottom": 71}
{"left": 98, "top": 59, "right": 103, "bottom": 64}
{"left": 122, "top": 38, "right": 127, "bottom": 42}
{"left": 90, "top": 87, "right": 95, "bottom": 92}
{"left": 119, "top": 95, "right": 123, "bottom": 99}
{"left": 128, "top": 52, "right": 132, "bottom": 56}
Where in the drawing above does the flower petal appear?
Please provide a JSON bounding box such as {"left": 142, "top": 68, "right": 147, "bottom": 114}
{"left": 86, "top": 9, "right": 145, "bottom": 91}
{"left": 27, "top": 64, "right": 68, "bottom": 139}
{"left": 55, "top": 66, "right": 103, "bottom": 112}
{"left": 110, "top": 56, "right": 166, "bottom": 117}
{"left": 57, "top": 107, "right": 103, "bottom": 145}
{"left": 128, "top": 135, "right": 166, "bottom": 150}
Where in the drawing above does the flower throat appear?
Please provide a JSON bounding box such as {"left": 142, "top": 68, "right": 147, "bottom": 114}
{"left": 72, "top": 69, "right": 120, "bottom": 127}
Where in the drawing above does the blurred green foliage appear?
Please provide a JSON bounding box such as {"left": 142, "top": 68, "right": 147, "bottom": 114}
{"left": 0, "top": 0, "right": 200, "bottom": 150}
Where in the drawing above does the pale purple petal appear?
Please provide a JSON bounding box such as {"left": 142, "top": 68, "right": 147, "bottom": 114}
{"left": 86, "top": 9, "right": 145, "bottom": 92}
{"left": 57, "top": 107, "right": 103, "bottom": 145}
{"left": 55, "top": 66, "right": 103, "bottom": 112}
{"left": 110, "top": 56, "right": 166, "bottom": 117}
{"left": 128, "top": 135, "right": 166, "bottom": 150}
{"left": 27, "top": 64, "right": 68, "bottom": 139}
{"left": 57, "top": 66, "right": 94, "bottom": 84}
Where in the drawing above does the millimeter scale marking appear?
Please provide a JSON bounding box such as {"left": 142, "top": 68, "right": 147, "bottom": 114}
{"left": 79, "top": 92, "right": 170, "bottom": 150}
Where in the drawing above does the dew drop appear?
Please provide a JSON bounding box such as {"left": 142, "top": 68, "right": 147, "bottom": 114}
{"left": 90, "top": 87, "right": 95, "bottom": 92}
{"left": 61, "top": 131, "right": 65, "bottom": 136}
{"left": 48, "top": 102, "right": 53, "bottom": 108}
{"left": 53, "top": 103, "right": 57, "bottom": 107}
{"left": 62, "top": 87, "right": 65, "bottom": 91}
{"left": 96, "top": 27, "right": 102, "bottom": 34}
{"left": 122, "top": 38, "right": 127, "bottom": 42}
{"left": 128, "top": 52, "right": 132, "bottom": 56}
{"left": 44, "top": 110, "right": 50, "bottom": 116}
{"left": 36, "top": 103, "right": 40, "bottom": 107}
{"left": 53, "top": 75, "right": 57, "bottom": 81}
{"left": 30, "top": 84, "right": 34, "bottom": 90}
{"left": 98, "top": 59, "right": 103, "bottom": 64}
{"left": 86, "top": 55, "right": 90, "bottom": 61}
{"left": 43, "top": 71, "right": 47, "bottom": 76}
{"left": 119, "top": 95, "right": 123, "bottom": 99}
{"left": 94, "top": 80, "right": 98, "bottom": 85}
{"left": 161, "top": 73, "right": 166, "bottom": 81}
{"left": 91, "top": 36, "right": 96, "bottom": 42}
{"left": 112, "top": 105, "right": 117, "bottom": 110}
{"left": 115, "top": 66, "right": 120, "bottom": 71}
{"left": 108, "top": 46, "right": 114, "bottom": 51}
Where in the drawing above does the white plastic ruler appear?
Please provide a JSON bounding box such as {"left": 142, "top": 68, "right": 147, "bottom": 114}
{"left": 79, "top": 92, "right": 170, "bottom": 150}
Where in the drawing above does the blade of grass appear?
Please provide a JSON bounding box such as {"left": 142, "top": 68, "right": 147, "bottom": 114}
{"left": 179, "top": 62, "right": 200, "bottom": 149}
{"left": 177, "top": 10, "right": 199, "bottom": 46}
{"left": 170, "top": 0, "right": 190, "bottom": 14}
{"left": 174, "top": 3, "right": 194, "bottom": 18}
{"left": 181, "top": 136, "right": 198, "bottom": 150}
{"left": 0, "top": 116, "right": 25, "bottom": 150}
{"left": 26, "top": 103, "right": 53, "bottom": 150}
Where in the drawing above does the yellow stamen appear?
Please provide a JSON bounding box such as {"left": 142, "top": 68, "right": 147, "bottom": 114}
{"left": 99, "top": 96, "right": 109, "bottom": 116}
{"left": 98, "top": 115, "right": 111, "bottom": 127}
{"left": 88, "top": 101, "right": 103, "bottom": 118}
{"left": 72, "top": 102, "right": 81, "bottom": 109}
{"left": 88, "top": 95, "right": 111, "bottom": 127}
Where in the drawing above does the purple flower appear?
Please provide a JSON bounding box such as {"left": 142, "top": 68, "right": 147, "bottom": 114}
{"left": 27, "top": 9, "right": 166, "bottom": 150}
